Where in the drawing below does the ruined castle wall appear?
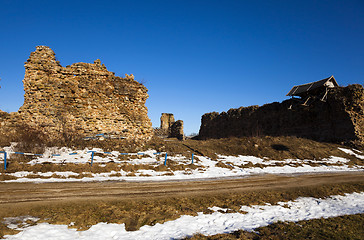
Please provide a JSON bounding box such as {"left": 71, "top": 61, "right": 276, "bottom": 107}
{"left": 160, "top": 113, "right": 175, "bottom": 130}
{"left": 199, "top": 84, "right": 364, "bottom": 144}
{"left": 1, "top": 46, "right": 153, "bottom": 141}
{"left": 170, "top": 120, "right": 185, "bottom": 140}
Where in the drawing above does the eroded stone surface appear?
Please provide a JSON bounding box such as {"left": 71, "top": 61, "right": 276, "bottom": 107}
{"left": 0, "top": 46, "right": 153, "bottom": 142}
{"left": 199, "top": 84, "right": 364, "bottom": 145}
{"left": 170, "top": 120, "right": 185, "bottom": 140}
{"left": 160, "top": 113, "right": 175, "bottom": 130}
{"left": 155, "top": 113, "right": 184, "bottom": 140}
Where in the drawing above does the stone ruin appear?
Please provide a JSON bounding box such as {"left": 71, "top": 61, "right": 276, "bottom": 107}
{"left": 158, "top": 113, "right": 185, "bottom": 140}
{"left": 160, "top": 113, "right": 175, "bottom": 130}
{"left": 0, "top": 46, "right": 153, "bottom": 142}
{"left": 170, "top": 120, "right": 185, "bottom": 140}
{"left": 198, "top": 84, "right": 364, "bottom": 145}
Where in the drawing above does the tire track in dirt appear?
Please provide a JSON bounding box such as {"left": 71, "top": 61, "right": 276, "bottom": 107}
{"left": 1, "top": 172, "right": 363, "bottom": 205}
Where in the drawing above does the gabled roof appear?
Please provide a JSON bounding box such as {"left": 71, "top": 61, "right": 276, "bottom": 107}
{"left": 286, "top": 75, "right": 338, "bottom": 96}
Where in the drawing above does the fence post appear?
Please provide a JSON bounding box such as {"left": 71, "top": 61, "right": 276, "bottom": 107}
{"left": 90, "top": 151, "right": 95, "bottom": 166}
{"left": 191, "top": 153, "right": 194, "bottom": 164}
{"left": 1, "top": 151, "right": 7, "bottom": 170}
{"left": 4, "top": 152, "right": 7, "bottom": 170}
{"left": 164, "top": 153, "right": 168, "bottom": 166}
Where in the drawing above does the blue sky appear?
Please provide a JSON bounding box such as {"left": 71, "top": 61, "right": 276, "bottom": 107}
{"left": 0, "top": 0, "right": 363, "bottom": 134}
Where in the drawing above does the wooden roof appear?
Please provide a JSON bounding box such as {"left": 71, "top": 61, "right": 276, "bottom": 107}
{"left": 286, "top": 75, "right": 338, "bottom": 96}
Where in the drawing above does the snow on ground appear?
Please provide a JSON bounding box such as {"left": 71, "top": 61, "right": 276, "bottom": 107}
{"left": 218, "top": 154, "right": 351, "bottom": 165}
{"left": 9, "top": 171, "right": 79, "bottom": 178}
{"left": 3, "top": 156, "right": 363, "bottom": 183}
{"left": 339, "top": 147, "right": 364, "bottom": 160}
{"left": 207, "top": 206, "right": 231, "bottom": 212}
{"left": 1, "top": 147, "right": 364, "bottom": 183}
{"left": 26, "top": 148, "right": 159, "bottom": 165}
{"left": 0, "top": 147, "right": 161, "bottom": 164}
{"left": 3, "top": 216, "right": 40, "bottom": 231}
{"left": 3, "top": 192, "right": 364, "bottom": 240}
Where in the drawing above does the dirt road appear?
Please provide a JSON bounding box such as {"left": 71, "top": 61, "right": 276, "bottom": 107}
{"left": 1, "top": 172, "right": 363, "bottom": 205}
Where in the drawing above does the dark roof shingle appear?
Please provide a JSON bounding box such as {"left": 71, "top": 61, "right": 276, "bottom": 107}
{"left": 287, "top": 76, "right": 338, "bottom": 96}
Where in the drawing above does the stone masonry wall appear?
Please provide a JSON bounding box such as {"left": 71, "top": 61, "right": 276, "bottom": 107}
{"left": 160, "top": 113, "right": 175, "bottom": 130}
{"left": 199, "top": 84, "right": 364, "bottom": 145}
{"left": 154, "top": 113, "right": 184, "bottom": 140}
{"left": 0, "top": 46, "right": 153, "bottom": 142}
{"left": 170, "top": 120, "right": 185, "bottom": 140}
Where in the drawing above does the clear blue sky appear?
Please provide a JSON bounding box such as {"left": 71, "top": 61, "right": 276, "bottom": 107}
{"left": 0, "top": 0, "right": 363, "bottom": 134}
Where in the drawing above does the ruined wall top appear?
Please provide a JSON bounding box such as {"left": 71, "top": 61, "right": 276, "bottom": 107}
{"left": 25, "top": 46, "right": 112, "bottom": 76}
{"left": 160, "top": 113, "right": 175, "bottom": 130}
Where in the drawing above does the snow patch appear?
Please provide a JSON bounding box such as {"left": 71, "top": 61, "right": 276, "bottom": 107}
{"left": 1, "top": 147, "right": 364, "bottom": 183}
{"left": 339, "top": 148, "right": 364, "bottom": 160}
{"left": 4, "top": 192, "right": 364, "bottom": 240}
{"left": 208, "top": 206, "right": 231, "bottom": 212}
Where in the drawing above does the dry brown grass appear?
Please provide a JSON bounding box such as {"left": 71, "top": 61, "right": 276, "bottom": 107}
{"left": 156, "top": 136, "right": 364, "bottom": 166}
{"left": 0, "top": 132, "right": 11, "bottom": 149}
{"left": 215, "top": 161, "right": 234, "bottom": 169}
{"left": 3, "top": 133, "right": 363, "bottom": 163}
{"left": 0, "top": 124, "right": 48, "bottom": 153}
{"left": 185, "top": 136, "right": 359, "bottom": 160}
{"left": 0, "top": 123, "right": 146, "bottom": 156}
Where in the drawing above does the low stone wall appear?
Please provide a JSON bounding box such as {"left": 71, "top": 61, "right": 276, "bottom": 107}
{"left": 198, "top": 84, "right": 364, "bottom": 145}
{"left": 0, "top": 46, "right": 153, "bottom": 142}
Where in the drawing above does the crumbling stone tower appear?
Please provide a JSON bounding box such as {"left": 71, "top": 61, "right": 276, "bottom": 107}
{"left": 159, "top": 113, "right": 184, "bottom": 140}
{"left": 170, "top": 120, "right": 185, "bottom": 140}
{"left": 3, "top": 46, "right": 153, "bottom": 142}
{"left": 160, "top": 113, "right": 175, "bottom": 130}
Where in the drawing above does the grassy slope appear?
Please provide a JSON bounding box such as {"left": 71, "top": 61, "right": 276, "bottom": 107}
{"left": 2, "top": 134, "right": 363, "bottom": 160}
{"left": 1, "top": 135, "right": 363, "bottom": 177}
{"left": 147, "top": 136, "right": 363, "bottom": 167}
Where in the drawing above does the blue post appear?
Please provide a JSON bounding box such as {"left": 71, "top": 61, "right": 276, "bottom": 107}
{"left": 164, "top": 153, "right": 168, "bottom": 166}
{"left": 3, "top": 152, "right": 7, "bottom": 170}
{"left": 90, "top": 151, "right": 95, "bottom": 166}
{"left": 192, "top": 153, "right": 194, "bottom": 164}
